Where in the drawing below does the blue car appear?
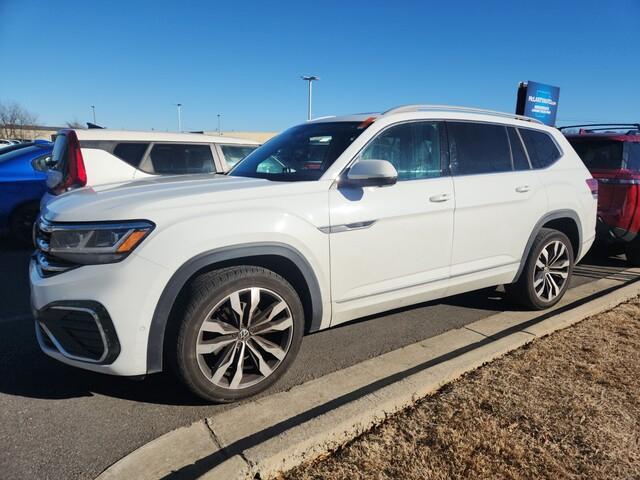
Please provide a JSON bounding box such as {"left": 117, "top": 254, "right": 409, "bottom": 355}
{"left": 0, "top": 140, "right": 53, "bottom": 244}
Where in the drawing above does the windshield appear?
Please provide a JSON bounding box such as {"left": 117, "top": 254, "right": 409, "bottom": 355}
{"left": 229, "top": 122, "right": 367, "bottom": 181}
{"left": 0, "top": 144, "right": 46, "bottom": 163}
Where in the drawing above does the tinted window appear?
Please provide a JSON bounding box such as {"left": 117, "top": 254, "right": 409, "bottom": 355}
{"left": 230, "top": 122, "right": 367, "bottom": 182}
{"left": 114, "top": 142, "right": 149, "bottom": 168}
{"left": 360, "top": 121, "right": 442, "bottom": 180}
{"left": 220, "top": 145, "right": 258, "bottom": 168}
{"left": 569, "top": 139, "right": 623, "bottom": 170}
{"left": 627, "top": 142, "right": 640, "bottom": 171}
{"left": 520, "top": 129, "right": 561, "bottom": 168}
{"left": 448, "top": 122, "right": 511, "bottom": 175}
{"left": 146, "top": 144, "right": 214, "bottom": 174}
{"left": 0, "top": 142, "right": 36, "bottom": 156}
{"left": 508, "top": 127, "right": 530, "bottom": 170}
{"left": 0, "top": 144, "right": 42, "bottom": 163}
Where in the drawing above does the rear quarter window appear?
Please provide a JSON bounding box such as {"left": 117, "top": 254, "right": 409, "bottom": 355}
{"left": 519, "top": 129, "right": 562, "bottom": 169}
{"left": 113, "top": 143, "right": 149, "bottom": 168}
{"left": 625, "top": 142, "right": 640, "bottom": 171}
{"left": 220, "top": 145, "right": 258, "bottom": 168}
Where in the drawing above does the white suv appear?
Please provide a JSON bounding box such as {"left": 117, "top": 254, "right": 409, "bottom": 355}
{"left": 30, "top": 105, "right": 597, "bottom": 402}
{"left": 43, "top": 129, "right": 259, "bottom": 204}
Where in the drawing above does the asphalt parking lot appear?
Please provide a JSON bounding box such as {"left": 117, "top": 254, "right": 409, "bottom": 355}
{"left": 0, "top": 240, "right": 636, "bottom": 480}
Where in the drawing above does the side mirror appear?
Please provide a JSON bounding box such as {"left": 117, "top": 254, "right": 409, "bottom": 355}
{"left": 342, "top": 159, "right": 398, "bottom": 187}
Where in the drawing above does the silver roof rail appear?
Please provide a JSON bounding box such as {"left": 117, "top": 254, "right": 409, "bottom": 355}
{"left": 382, "top": 104, "right": 543, "bottom": 124}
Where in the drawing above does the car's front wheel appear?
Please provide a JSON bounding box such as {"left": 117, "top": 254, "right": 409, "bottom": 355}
{"left": 171, "top": 266, "right": 304, "bottom": 403}
{"left": 507, "top": 228, "right": 574, "bottom": 310}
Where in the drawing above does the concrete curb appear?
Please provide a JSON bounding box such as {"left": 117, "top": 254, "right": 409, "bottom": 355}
{"left": 96, "top": 270, "right": 640, "bottom": 480}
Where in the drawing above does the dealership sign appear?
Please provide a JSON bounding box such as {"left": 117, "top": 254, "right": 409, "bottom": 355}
{"left": 516, "top": 81, "right": 560, "bottom": 126}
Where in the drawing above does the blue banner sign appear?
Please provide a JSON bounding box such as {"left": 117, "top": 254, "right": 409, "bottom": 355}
{"left": 516, "top": 81, "right": 560, "bottom": 126}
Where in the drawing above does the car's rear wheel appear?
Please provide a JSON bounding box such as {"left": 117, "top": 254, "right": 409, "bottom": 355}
{"left": 507, "top": 228, "right": 574, "bottom": 310}
{"left": 171, "top": 266, "right": 304, "bottom": 403}
{"left": 9, "top": 202, "right": 40, "bottom": 247}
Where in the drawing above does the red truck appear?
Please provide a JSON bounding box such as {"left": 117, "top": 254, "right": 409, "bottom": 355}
{"left": 562, "top": 123, "right": 640, "bottom": 265}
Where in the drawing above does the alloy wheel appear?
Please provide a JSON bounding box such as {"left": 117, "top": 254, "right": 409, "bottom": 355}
{"left": 195, "top": 287, "right": 294, "bottom": 390}
{"left": 533, "top": 240, "right": 570, "bottom": 302}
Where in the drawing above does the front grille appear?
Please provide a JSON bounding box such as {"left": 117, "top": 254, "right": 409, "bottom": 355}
{"left": 34, "top": 218, "right": 76, "bottom": 277}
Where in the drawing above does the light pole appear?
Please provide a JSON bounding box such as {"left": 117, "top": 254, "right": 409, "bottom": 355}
{"left": 217, "top": 114, "right": 222, "bottom": 135}
{"left": 301, "top": 75, "right": 319, "bottom": 120}
{"left": 90, "top": 105, "right": 96, "bottom": 124}
{"left": 175, "top": 103, "right": 183, "bottom": 132}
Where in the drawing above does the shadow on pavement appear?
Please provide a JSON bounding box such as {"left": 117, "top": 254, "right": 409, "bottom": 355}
{"left": 0, "top": 238, "right": 637, "bottom": 406}
{"left": 159, "top": 272, "right": 640, "bottom": 480}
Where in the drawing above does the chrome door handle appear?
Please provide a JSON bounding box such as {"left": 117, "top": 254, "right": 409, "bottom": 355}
{"left": 429, "top": 193, "right": 451, "bottom": 203}
{"left": 515, "top": 185, "right": 531, "bottom": 193}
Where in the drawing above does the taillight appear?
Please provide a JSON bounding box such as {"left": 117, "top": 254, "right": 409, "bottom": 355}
{"left": 53, "top": 130, "right": 86, "bottom": 194}
{"left": 586, "top": 178, "right": 598, "bottom": 198}
{"left": 64, "top": 130, "right": 86, "bottom": 188}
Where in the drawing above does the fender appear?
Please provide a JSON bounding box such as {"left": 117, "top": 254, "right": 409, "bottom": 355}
{"left": 513, "top": 209, "right": 583, "bottom": 283}
{"left": 146, "top": 242, "right": 323, "bottom": 374}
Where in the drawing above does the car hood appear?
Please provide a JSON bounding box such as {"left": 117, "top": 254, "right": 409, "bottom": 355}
{"left": 43, "top": 173, "right": 301, "bottom": 222}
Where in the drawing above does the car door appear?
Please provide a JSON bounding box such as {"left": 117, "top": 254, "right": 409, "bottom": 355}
{"left": 448, "top": 122, "right": 547, "bottom": 279}
{"left": 328, "top": 121, "right": 455, "bottom": 325}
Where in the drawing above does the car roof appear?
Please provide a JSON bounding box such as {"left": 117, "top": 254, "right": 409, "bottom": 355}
{"left": 70, "top": 129, "right": 261, "bottom": 145}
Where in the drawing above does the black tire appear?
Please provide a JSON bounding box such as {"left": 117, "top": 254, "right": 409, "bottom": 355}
{"left": 507, "top": 228, "right": 574, "bottom": 310}
{"left": 9, "top": 202, "right": 40, "bottom": 247}
{"left": 625, "top": 243, "right": 640, "bottom": 267}
{"left": 170, "top": 266, "right": 304, "bottom": 403}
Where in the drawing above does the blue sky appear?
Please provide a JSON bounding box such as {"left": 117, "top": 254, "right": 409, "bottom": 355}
{"left": 1, "top": 0, "right": 638, "bottom": 132}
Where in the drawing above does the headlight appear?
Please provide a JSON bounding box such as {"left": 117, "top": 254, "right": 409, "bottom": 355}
{"left": 45, "top": 220, "right": 155, "bottom": 264}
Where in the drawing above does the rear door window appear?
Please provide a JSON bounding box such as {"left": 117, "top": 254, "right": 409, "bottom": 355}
{"left": 447, "top": 122, "right": 512, "bottom": 175}
{"left": 113, "top": 143, "right": 149, "bottom": 168}
{"left": 145, "top": 144, "right": 215, "bottom": 174}
{"left": 520, "top": 129, "right": 562, "bottom": 169}
{"left": 220, "top": 145, "right": 258, "bottom": 168}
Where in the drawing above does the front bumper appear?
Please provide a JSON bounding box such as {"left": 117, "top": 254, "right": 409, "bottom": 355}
{"left": 35, "top": 301, "right": 121, "bottom": 365}
{"left": 29, "top": 253, "right": 169, "bottom": 376}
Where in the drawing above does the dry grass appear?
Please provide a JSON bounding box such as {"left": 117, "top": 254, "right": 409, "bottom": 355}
{"left": 284, "top": 297, "right": 640, "bottom": 480}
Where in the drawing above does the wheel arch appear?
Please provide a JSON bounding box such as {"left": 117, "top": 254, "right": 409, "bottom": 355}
{"left": 146, "top": 242, "right": 323, "bottom": 374}
{"left": 513, "top": 209, "right": 583, "bottom": 283}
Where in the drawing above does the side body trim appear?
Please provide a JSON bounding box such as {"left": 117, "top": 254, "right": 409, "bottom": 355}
{"left": 318, "top": 220, "right": 377, "bottom": 234}
{"left": 512, "top": 209, "right": 583, "bottom": 282}
{"left": 146, "top": 242, "right": 323, "bottom": 374}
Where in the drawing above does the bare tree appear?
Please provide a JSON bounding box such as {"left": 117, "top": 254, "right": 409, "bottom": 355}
{"left": 65, "top": 118, "right": 85, "bottom": 129}
{"left": 0, "top": 100, "right": 38, "bottom": 139}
